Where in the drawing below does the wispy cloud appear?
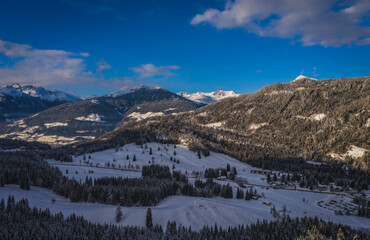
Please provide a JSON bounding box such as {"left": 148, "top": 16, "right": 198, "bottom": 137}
{"left": 312, "top": 66, "right": 319, "bottom": 77}
{"left": 96, "top": 59, "right": 112, "bottom": 72}
{"left": 191, "top": 0, "right": 370, "bottom": 47}
{"left": 0, "top": 40, "right": 96, "bottom": 86}
{"left": 130, "top": 63, "right": 180, "bottom": 79}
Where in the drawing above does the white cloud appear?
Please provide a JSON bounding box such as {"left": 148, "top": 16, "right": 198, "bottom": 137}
{"left": 130, "top": 63, "right": 180, "bottom": 79}
{"left": 0, "top": 40, "right": 181, "bottom": 90}
{"left": 191, "top": 0, "right": 370, "bottom": 47}
{"left": 96, "top": 59, "right": 112, "bottom": 72}
{"left": 0, "top": 40, "right": 96, "bottom": 86}
{"left": 312, "top": 66, "right": 319, "bottom": 77}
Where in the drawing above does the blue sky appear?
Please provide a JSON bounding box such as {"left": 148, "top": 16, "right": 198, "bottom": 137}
{"left": 0, "top": 0, "right": 369, "bottom": 96}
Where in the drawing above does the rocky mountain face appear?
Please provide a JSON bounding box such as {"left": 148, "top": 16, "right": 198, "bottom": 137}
{"left": 0, "top": 84, "right": 80, "bottom": 122}
{"left": 177, "top": 90, "right": 239, "bottom": 104}
{"left": 0, "top": 86, "right": 199, "bottom": 145}
{"left": 84, "top": 76, "right": 369, "bottom": 170}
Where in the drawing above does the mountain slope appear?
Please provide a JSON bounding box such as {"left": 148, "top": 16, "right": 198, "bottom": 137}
{"left": 82, "top": 76, "right": 369, "bottom": 170}
{"left": 0, "top": 84, "right": 80, "bottom": 122}
{"left": 177, "top": 90, "right": 239, "bottom": 104}
{"left": 0, "top": 86, "right": 199, "bottom": 145}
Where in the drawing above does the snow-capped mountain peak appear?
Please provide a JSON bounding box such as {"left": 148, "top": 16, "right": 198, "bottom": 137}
{"left": 292, "top": 75, "right": 318, "bottom": 82}
{"left": 178, "top": 90, "right": 239, "bottom": 105}
{"left": 106, "top": 85, "right": 162, "bottom": 97}
{"left": 0, "top": 84, "right": 80, "bottom": 102}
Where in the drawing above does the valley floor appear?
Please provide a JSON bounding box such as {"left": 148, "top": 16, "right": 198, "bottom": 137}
{"left": 1, "top": 142, "right": 368, "bottom": 231}
{"left": 1, "top": 184, "right": 368, "bottom": 231}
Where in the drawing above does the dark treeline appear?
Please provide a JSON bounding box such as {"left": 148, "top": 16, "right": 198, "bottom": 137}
{"left": 0, "top": 151, "right": 62, "bottom": 190}
{"left": 1, "top": 197, "right": 368, "bottom": 240}
{"left": 247, "top": 158, "right": 369, "bottom": 191}
{"left": 0, "top": 153, "right": 234, "bottom": 206}
{"left": 204, "top": 164, "right": 238, "bottom": 180}
{"left": 353, "top": 195, "right": 370, "bottom": 218}
{"left": 0, "top": 138, "right": 50, "bottom": 151}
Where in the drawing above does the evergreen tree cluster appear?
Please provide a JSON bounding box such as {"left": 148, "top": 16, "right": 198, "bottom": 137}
{"left": 353, "top": 195, "right": 370, "bottom": 218}
{"left": 0, "top": 139, "right": 50, "bottom": 151}
{"left": 0, "top": 153, "right": 239, "bottom": 207}
{"left": 0, "top": 152, "right": 63, "bottom": 190}
{"left": 248, "top": 158, "right": 369, "bottom": 191}
{"left": 204, "top": 166, "right": 238, "bottom": 180}
{"left": 188, "top": 178, "right": 233, "bottom": 198}
{"left": 1, "top": 197, "right": 368, "bottom": 240}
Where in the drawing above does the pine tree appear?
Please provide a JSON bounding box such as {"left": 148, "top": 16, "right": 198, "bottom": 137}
{"left": 150, "top": 148, "right": 153, "bottom": 155}
{"left": 19, "top": 173, "right": 30, "bottom": 191}
{"left": 0, "top": 174, "right": 5, "bottom": 187}
{"left": 236, "top": 188, "right": 244, "bottom": 199}
{"left": 115, "top": 206, "right": 123, "bottom": 223}
{"left": 226, "top": 164, "right": 230, "bottom": 172}
{"left": 146, "top": 208, "right": 153, "bottom": 228}
{"left": 337, "top": 228, "right": 346, "bottom": 240}
{"left": 267, "top": 174, "right": 271, "bottom": 183}
{"left": 126, "top": 155, "right": 129, "bottom": 160}
{"left": 133, "top": 155, "right": 136, "bottom": 162}
{"left": 197, "top": 150, "right": 201, "bottom": 159}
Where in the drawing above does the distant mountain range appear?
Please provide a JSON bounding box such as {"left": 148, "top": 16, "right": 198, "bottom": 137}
{"left": 0, "top": 85, "right": 199, "bottom": 145}
{"left": 0, "top": 84, "right": 80, "bottom": 122}
{"left": 177, "top": 90, "right": 239, "bottom": 104}
{"left": 84, "top": 76, "right": 369, "bottom": 170}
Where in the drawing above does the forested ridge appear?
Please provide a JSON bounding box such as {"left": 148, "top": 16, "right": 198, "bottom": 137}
{"left": 76, "top": 77, "right": 369, "bottom": 171}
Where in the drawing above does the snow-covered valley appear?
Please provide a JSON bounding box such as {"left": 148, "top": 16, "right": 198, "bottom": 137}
{"left": 0, "top": 142, "right": 367, "bottom": 231}
{"left": 1, "top": 184, "right": 369, "bottom": 230}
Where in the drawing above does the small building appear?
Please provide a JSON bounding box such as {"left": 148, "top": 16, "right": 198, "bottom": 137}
{"left": 217, "top": 176, "right": 227, "bottom": 181}
{"left": 263, "top": 202, "right": 272, "bottom": 206}
{"left": 250, "top": 169, "right": 271, "bottom": 175}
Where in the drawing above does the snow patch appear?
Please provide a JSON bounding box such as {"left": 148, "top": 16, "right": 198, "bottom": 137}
{"left": 203, "top": 122, "right": 223, "bottom": 128}
{"left": 178, "top": 90, "right": 239, "bottom": 105}
{"left": 127, "top": 112, "right": 164, "bottom": 121}
{"left": 44, "top": 122, "right": 68, "bottom": 128}
{"left": 75, "top": 114, "right": 105, "bottom": 123}
{"left": 329, "top": 145, "right": 368, "bottom": 160}
{"left": 249, "top": 123, "right": 268, "bottom": 130}
{"left": 310, "top": 113, "right": 326, "bottom": 121}
{"left": 347, "top": 145, "right": 367, "bottom": 159}
{"left": 164, "top": 108, "right": 177, "bottom": 112}
{"left": 292, "top": 75, "right": 318, "bottom": 82}
{"left": 76, "top": 130, "right": 89, "bottom": 133}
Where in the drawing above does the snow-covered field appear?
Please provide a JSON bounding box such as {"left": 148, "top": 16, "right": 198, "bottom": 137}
{"left": 2, "top": 142, "right": 367, "bottom": 231}
{"left": 48, "top": 162, "right": 141, "bottom": 182}
{"left": 1, "top": 185, "right": 369, "bottom": 230}
{"left": 49, "top": 143, "right": 267, "bottom": 185}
